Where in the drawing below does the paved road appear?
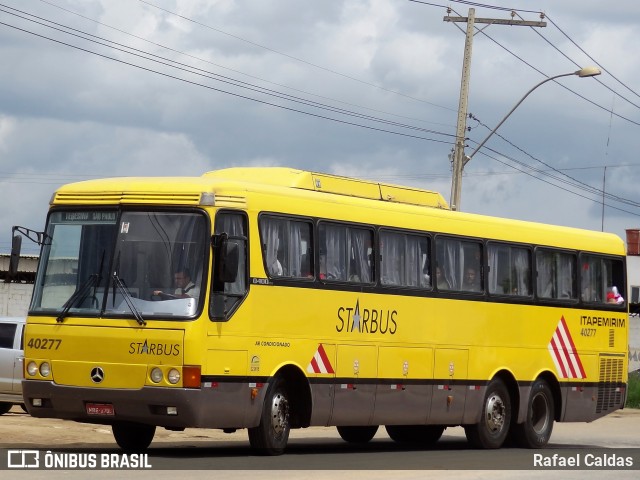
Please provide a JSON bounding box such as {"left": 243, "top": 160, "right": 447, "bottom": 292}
{"left": 1, "top": 406, "right": 639, "bottom": 478}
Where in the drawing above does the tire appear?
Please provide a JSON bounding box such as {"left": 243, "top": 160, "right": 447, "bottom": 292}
{"left": 112, "top": 422, "right": 156, "bottom": 452}
{"left": 513, "top": 379, "right": 554, "bottom": 448}
{"left": 337, "top": 425, "right": 379, "bottom": 443}
{"left": 0, "top": 403, "right": 12, "bottom": 415}
{"left": 385, "top": 425, "right": 445, "bottom": 444}
{"left": 248, "top": 376, "right": 290, "bottom": 455}
{"left": 465, "top": 378, "right": 511, "bottom": 449}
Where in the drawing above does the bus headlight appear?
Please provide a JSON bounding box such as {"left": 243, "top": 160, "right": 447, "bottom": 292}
{"left": 26, "top": 362, "right": 38, "bottom": 377}
{"left": 150, "top": 367, "right": 163, "bottom": 383}
{"left": 39, "top": 362, "right": 51, "bottom": 377}
{"left": 168, "top": 369, "right": 181, "bottom": 385}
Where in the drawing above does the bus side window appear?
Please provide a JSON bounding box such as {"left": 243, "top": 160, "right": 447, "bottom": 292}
{"left": 319, "top": 223, "right": 373, "bottom": 283}
{"left": 487, "top": 243, "right": 531, "bottom": 296}
{"left": 380, "top": 230, "right": 430, "bottom": 289}
{"left": 259, "top": 216, "right": 313, "bottom": 279}
{"left": 536, "top": 249, "right": 576, "bottom": 300}
{"left": 580, "top": 254, "right": 625, "bottom": 305}
{"left": 436, "top": 237, "right": 482, "bottom": 293}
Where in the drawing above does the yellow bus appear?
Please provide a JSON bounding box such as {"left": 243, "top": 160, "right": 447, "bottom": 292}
{"left": 16, "top": 167, "right": 628, "bottom": 454}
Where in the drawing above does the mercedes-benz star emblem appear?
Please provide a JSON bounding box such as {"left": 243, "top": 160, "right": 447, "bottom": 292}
{"left": 90, "top": 367, "right": 105, "bottom": 383}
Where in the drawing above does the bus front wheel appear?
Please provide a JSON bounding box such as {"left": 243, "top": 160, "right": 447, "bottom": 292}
{"left": 465, "top": 378, "right": 511, "bottom": 449}
{"left": 513, "top": 379, "right": 554, "bottom": 448}
{"left": 248, "top": 376, "right": 290, "bottom": 455}
{"left": 112, "top": 422, "right": 156, "bottom": 452}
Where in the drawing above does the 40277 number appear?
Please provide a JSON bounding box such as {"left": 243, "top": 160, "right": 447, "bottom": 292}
{"left": 27, "top": 338, "right": 62, "bottom": 350}
{"left": 580, "top": 328, "right": 596, "bottom": 337}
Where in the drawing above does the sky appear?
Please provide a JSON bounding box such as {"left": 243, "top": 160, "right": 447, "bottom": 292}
{"left": 1, "top": 0, "right": 639, "bottom": 255}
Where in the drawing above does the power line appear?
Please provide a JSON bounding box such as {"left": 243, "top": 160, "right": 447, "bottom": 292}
{"left": 545, "top": 14, "right": 640, "bottom": 102}
{"left": 137, "top": 0, "right": 456, "bottom": 113}
{"left": 474, "top": 149, "right": 640, "bottom": 218}
{"left": 4, "top": 1, "right": 639, "bottom": 220}
{"left": 0, "top": 18, "right": 456, "bottom": 146}
{"left": 515, "top": 12, "right": 640, "bottom": 112}
{"left": 0, "top": 4, "right": 454, "bottom": 139}
{"left": 445, "top": 0, "right": 542, "bottom": 14}
{"left": 468, "top": 113, "right": 640, "bottom": 208}
{"left": 433, "top": 3, "right": 640, "bottom": 128}
{"left": 35, "top": 0, "right": 454, "bottom": 129}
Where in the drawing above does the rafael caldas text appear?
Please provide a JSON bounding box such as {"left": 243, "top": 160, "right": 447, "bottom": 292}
{"left": 533, "top": 452, "right": 633, "bottom": 468}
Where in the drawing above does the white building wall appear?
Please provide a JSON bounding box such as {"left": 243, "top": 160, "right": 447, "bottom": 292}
{"left": 0, "top": 283, "right": 33, "bottom": 317}
{"left": 631, "top": 316, "right": 640, "bottom": 374}
{"left": 627, "top": 256, "right": 640, "bottom": 302}
{"left": 627, "top": 255, "right": 640, "bottom": 373}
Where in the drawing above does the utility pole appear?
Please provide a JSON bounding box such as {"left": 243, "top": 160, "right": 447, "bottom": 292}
{"left": 444, "top": 8, "right": 547, "bottom": 211}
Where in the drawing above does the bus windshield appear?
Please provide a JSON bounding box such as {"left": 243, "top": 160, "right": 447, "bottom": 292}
{"left": 30, "top": 210, "right": 208, "bottom": 320}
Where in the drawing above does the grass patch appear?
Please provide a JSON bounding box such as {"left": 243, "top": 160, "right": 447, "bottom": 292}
{"left": 627, "top": 371, "right": 640, "bottom": 408}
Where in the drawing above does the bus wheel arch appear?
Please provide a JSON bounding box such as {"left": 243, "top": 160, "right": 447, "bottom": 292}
{"left": 248, "top": 364, "right": 312, "bottom": 455}
{"left": 465, "top": 374, "right": 513, "bottom": 449}
{"left": 513, "top": 373, "right": 557, "bottom": 448}
{"left": 272, "top": 364, "right": 312, "bottom": 428}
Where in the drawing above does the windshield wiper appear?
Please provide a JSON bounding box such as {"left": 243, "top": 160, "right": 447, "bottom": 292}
{"left": 56, "top": 274, "right": 99, "bottom": 323}
{"left": 112, "top": 273, "right": 146, "bottom": 326}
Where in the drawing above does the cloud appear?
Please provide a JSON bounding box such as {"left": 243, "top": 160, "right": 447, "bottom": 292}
{"left": 0, "top": 0, "right": 639, "bottom": 255}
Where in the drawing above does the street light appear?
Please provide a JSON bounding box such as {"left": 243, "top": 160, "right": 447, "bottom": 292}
{"left": 450, "top": 66, "right": 601, "bottom": 211}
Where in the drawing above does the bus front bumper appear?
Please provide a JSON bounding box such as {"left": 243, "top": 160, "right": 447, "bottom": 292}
{"left": 22, "top": 379, "right": 264, "bottom": 429}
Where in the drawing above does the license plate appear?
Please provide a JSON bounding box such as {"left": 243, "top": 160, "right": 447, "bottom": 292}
{"left": 86, "top": 403, "right": 115, "bottom": 416}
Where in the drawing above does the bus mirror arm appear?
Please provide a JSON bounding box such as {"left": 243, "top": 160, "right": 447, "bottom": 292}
{"left": 212, "top": 233, "right": 239, "bottom": 284}
{"left": 9, "top": 225, "right": 50, "bottom": 279}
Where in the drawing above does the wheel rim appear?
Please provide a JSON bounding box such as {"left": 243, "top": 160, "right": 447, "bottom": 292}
{"left": 485, "top": 393, "right": 506, "bottom": 433}
{"left": 530, "top": 391, "right": 550, "bottom": 434}
{"left": 270, "top": 391, "right": 289, "bottom": 438}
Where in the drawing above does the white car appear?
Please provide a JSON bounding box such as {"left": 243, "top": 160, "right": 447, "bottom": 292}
{"left": 0, "top": 317, "right": 25, "bottom": 414}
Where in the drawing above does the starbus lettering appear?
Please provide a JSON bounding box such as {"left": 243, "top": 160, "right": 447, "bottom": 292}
{"left": 128, "top": 340, "right": 180, "bottom": 356}
{"left": 336, "top": 299, "right": 397, "bottom": 335}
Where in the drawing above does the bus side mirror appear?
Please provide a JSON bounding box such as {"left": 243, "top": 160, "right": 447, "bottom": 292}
{"left": 9, "top": 234, "right": 22, "bottom": 279}
{"left": 212, "top": 234, "right": 239, "bottom": 284}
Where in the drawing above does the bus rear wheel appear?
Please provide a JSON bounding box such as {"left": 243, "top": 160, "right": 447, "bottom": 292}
{"left": 513, "top": 379, "right": 554, "bottom": 448}
{"left": 112, "top": 422, "right": 156, "bottom": 452}
{"left": 337, "top": 425, "right": 379, "bottom": 443}
{"left": 465, "top": 378, "right": 511, "bottom": 449}
{"left": 248, "top": 376, "right": 290, "bottom": 455}
{"left": 385, "top": 425, "right": 445, "bottom": 444}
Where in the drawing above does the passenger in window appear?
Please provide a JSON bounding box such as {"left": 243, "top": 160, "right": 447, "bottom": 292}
{"left": 299, "top": 254, "right": 312, "bottom": 278}
{"left": 270, "top": 258, "right": 283, "bottom": 276}
{"left": 319, "top": 252, "right": 327, "bottom": 280}
{"left": 348, "top": 258, "right": 360, "bottom": 282}
{"left": 462, "top": 267, "right": 481, "bottom": 291}
{"left": 421, "top": 270, "right": 431, "bottom": 288}
{"left": 607, "top": 286, "right": 624, "bottom": 304}
{"left": 436, "top": 266, "right": 449, "bottom": 290}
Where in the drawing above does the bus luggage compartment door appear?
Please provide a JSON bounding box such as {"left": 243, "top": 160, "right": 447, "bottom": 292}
{"left": 429, "top": 348, "right": 468, "bottom": 424}
{"left": 329, "top": 345, "right": 377, "bottom": 426}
